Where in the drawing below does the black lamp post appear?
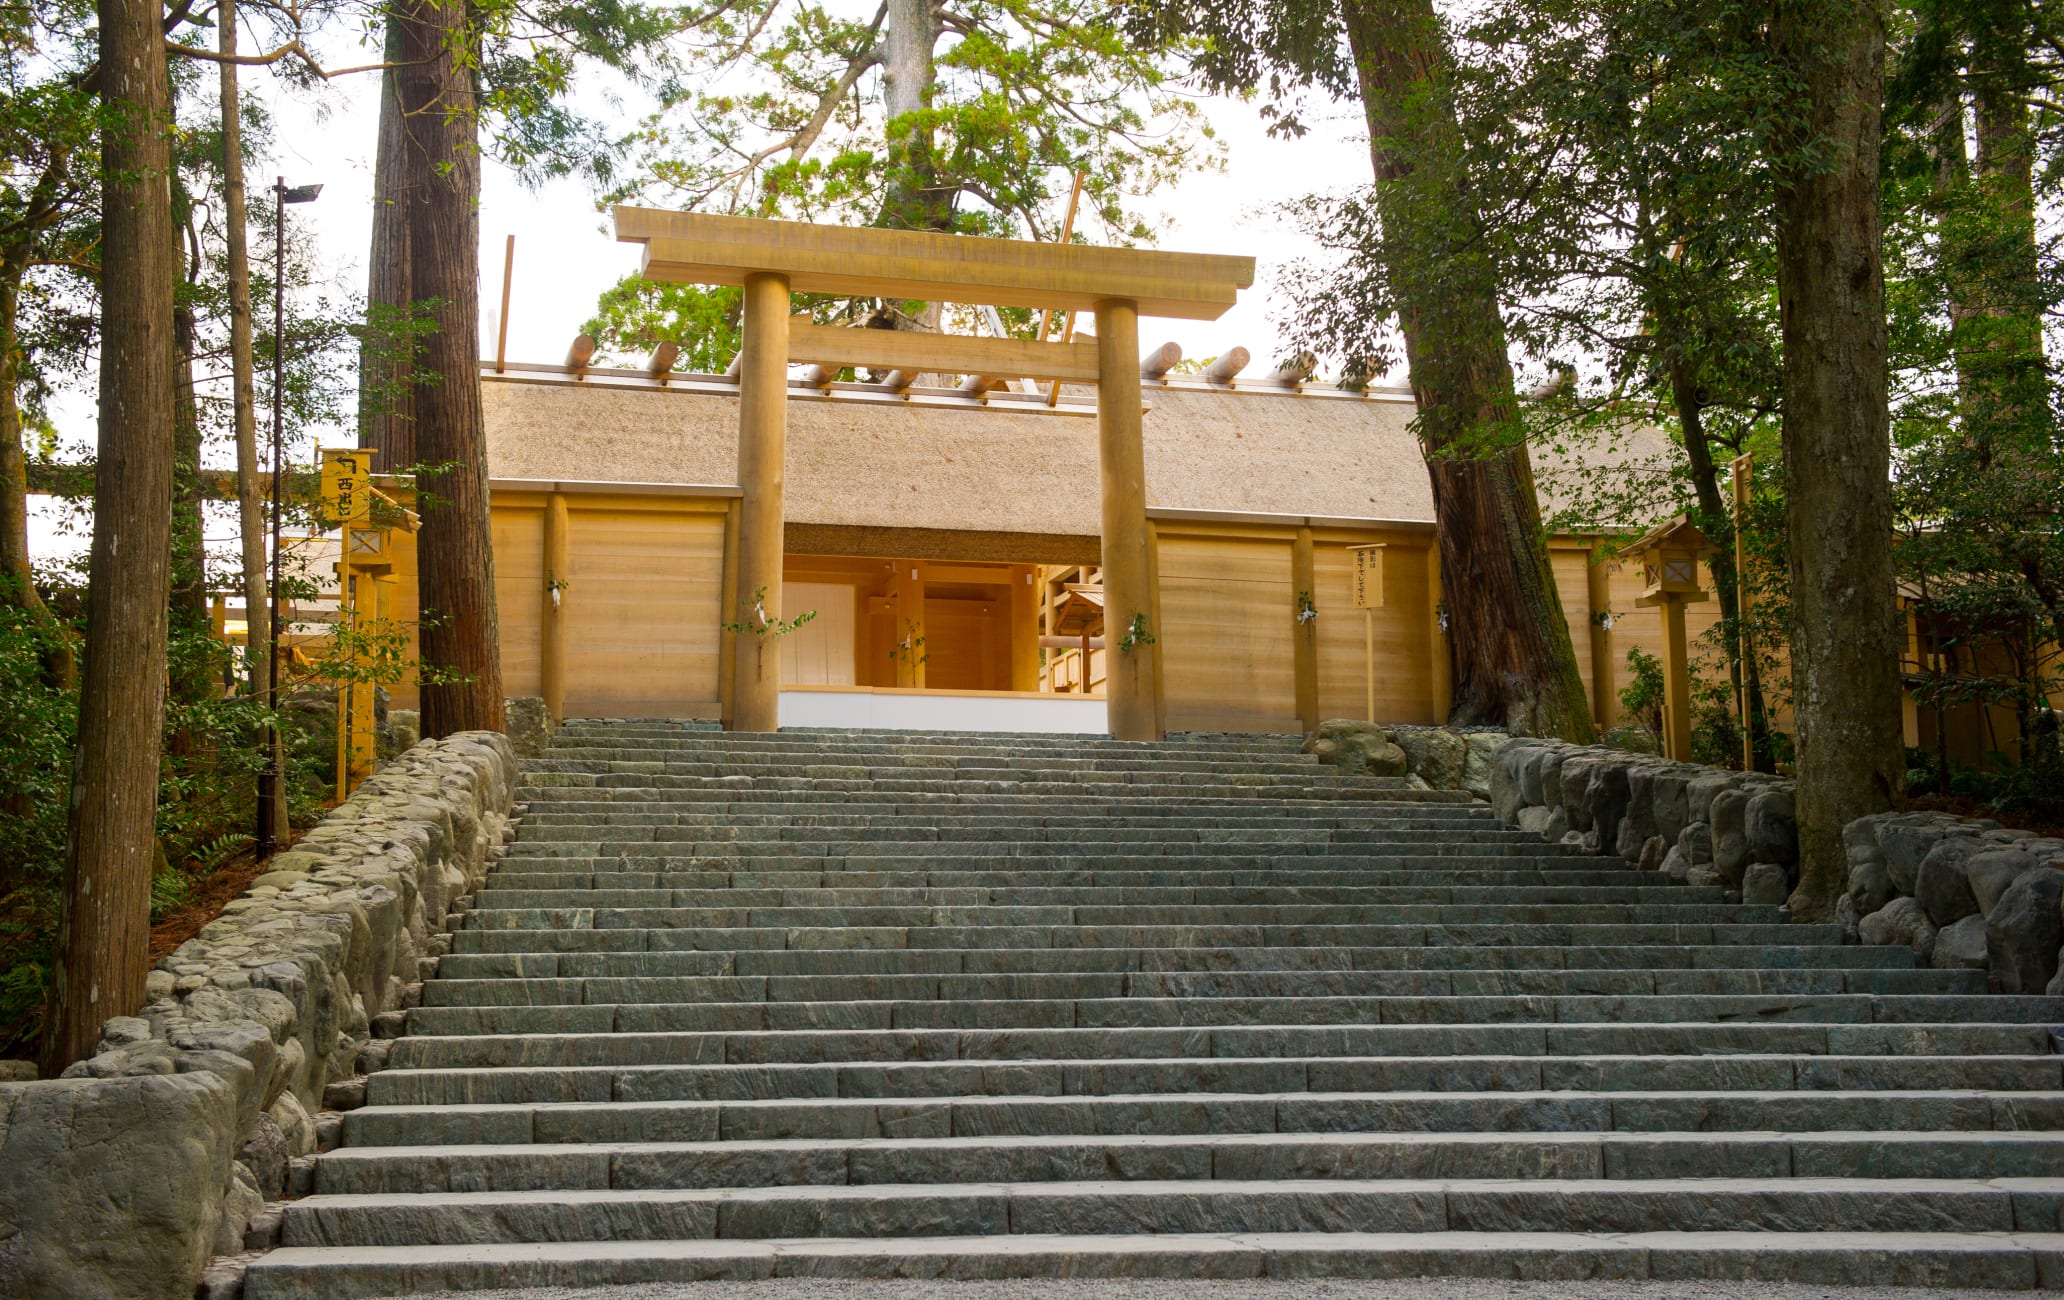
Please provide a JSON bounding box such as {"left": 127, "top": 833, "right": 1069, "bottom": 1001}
{"left": 256, "top": 177, "right": 322, "bottom": 859}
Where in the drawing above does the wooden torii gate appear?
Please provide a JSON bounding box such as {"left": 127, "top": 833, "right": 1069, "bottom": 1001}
{"left": 613, "top": 207, "right": 1255, "bottom": 740}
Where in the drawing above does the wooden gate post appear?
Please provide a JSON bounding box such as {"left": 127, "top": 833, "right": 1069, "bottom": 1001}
{"left": 541, "top": 492, "right": 569, "bottom": 723}
{"left": 1292, "top": 526, "right": 1319, "bottom": 733}
{"left": 1094, "top": 298, "right": 1158, "bottom": 740}
{"left": 733, "top": 271, "right": 790, "bottom": 732}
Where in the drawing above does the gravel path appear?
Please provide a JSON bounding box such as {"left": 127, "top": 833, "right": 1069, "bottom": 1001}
{"left": 388, "top": 1280, "right": 2025, "bottom": 1300}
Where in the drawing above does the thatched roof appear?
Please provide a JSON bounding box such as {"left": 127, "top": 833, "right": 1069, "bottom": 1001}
{"left": 480, "top": 364, "right": 1677, "bottom": 538}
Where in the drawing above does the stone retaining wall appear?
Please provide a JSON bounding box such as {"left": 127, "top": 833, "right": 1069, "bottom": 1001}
{"left": 1490, "top": 737, "right": 2064, "bottom": 990}
{"left": 0, "top": 730, "right": 519, "bottom": 1300}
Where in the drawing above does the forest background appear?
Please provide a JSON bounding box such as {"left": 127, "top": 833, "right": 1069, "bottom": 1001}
{"left": 2, "top": 0, "right": 2060, "bottom": 1066}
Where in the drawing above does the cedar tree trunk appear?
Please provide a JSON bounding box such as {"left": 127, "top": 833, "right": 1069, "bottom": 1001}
{"left": 219, "top": 1, "right": 288, "bottom": 840}
{"left": 362, "top": 14, "right": 416, "bottom": 470}
{"left": 1340, "top": 0, "right": 1595, "bottom": 740}
{"left": 43, "top": 0, "right": 177, "bottom": 1072}
{"left": 1768, "top": 0, "right": 1903, "bottom": 919}
{"left": 395, "top": 0, "right": 504, "bottom": 736}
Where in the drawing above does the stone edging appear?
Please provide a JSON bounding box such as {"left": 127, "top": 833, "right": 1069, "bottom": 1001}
{"left": 1489, "top": 737, "right": 2064, "bottom": 991}
{"left": 0, "top": 729, "right": 519, "bottom": 1300}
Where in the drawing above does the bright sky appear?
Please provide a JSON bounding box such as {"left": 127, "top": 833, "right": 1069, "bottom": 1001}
{"left": 31, "top": 38, "right": 1379, "bottom": 563}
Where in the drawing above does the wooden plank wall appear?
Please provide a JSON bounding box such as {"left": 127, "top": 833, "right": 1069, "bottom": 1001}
{"left": 1157, "top": 532, "right": 1300, "bottom": 733}
{"left": 1310, "top": 532, "right": 1436, "bottom": 725}
{"left": 563, "top": 505, "right": 725, "bottom": 716}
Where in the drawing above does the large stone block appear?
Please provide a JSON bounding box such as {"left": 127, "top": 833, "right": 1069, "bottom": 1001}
{"left": 1618, "top": 766, "right": 1657, "bottom": 859}
{"left": 1967, "top": 849, "right": 2040, "bottom": 918}
{"left": 1879, "top": 817, "right": 1954, "bottom": 895}
{"left": 1711, "top": 788, "right": 1751, "bottom": 881}
{"left": 1742, "top": 862, "right": 1789, "bottom": 906}
{"left": 1687, "top": 772, "right": 1738, "bottom": 827}
{"left": 1304, "top": 721, "right": 1407, "bottom": 778}
{"left": 1914, "top": 838, "right": 1990, "bottom": 929}
{"left": 1651, "top": 770, "right": 1691, "bottom": 844}
{"left": 1859, "top": 897, "right": 1937, "bottom": 963}
{"left": 1743, "top": 789, "right": 1797, "bottom": 866}
{"left": 1392, "top": 728, "right": 1469, "bottom": 790}
{"left": 503, "top": 696, "right": 554, "bottom": 759}
{"left": 1463, "top": 733, "right": 1502, "bottom": 801}
{"left": 1557, "top": 755, "right": 1598, "bottom": 832}
{"left": 0, "top": 1073, "right": 237, "bottom": 1300}
{"left": 1848, "top": 860, "right": 1895, "bottom": 916}
{"left": 1987, "top": 867, "right": 2064, "bottom": 995}
{"left": 1588, "top": 761, "right": 1631, "bottom": 853}
{"left": 1931, "top": 915, "right": 1990, "bottom": 971}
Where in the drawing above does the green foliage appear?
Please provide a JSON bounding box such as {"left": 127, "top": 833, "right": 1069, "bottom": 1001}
{"left": 722, "top": 585, "right": 818, "bottom": 639}
{"left": 1616, "top": 647, "right": 1665, "bottom": 751}
{"left": 584, "top": 278, "right": 743, "bottom": 372}
{"left": 1116, "top": 611, "right": 1155, "bottom": 653}
{"left": 0, "top": 594, "right": 338, "bottom": 1059}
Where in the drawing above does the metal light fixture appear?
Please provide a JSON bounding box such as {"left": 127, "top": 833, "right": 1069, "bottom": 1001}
{"left": 257, "top": 177, "right": 321, "bottom": 859}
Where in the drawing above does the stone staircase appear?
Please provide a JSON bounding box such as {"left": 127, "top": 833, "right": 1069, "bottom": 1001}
{"left": 246, "top": 723, "right": 2064, "bottom": 1295}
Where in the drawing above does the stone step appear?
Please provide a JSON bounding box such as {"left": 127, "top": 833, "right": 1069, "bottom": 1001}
{"left": 469, "top": 886, "right": 1731, "bottom": 909}
{"left": 522, "top": 777, "right": 1472, "bottom": 804}
{"left": 387, "top": 1022, "right": 2056, "bottom": 1070}
{"left": 238, "top": 1228, "right": 2064, "bottom": 1297}
{"left": 445, "top": 922, "right": 1847, "bottom": 954}
{"left": 474, "top": 870, "right": 1743, "bottom": 891}
{"left": 258, "top": 723, "right": 2064, "bottom": 1293}
{"left": 339, "top": 1089, "right": 2064, "bottom": 1148}
{"left": 400, "top": 994, "right": 2064, "bottom": 1037}
{"left": 460, "top": 904, "right": 1782, "bottom": 930}
{"left": 503, "top": 825, "right": 1535, "bottom": 846}
{"left": 510, "top": 803, "right": 1485, "bottom": 821}
{"left": 434, "top": 944, "right": 1924, "bottom": 981}
{"left": 415, "top": 968, "right": 1985, "bottom": 1011}
{"left": 364, "top": 1053, "right": 2064, "bottom": 1107}
{"left": 311, "top": 1129, "right": 2064, "bottom": 1195}
{"left": 494, "top": 851, "right": 1606, "bottom": 870}
{"left": 278, "top": 1176, "right": 2064, "bottom": 1248}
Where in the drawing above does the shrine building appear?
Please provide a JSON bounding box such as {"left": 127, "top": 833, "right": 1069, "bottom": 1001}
{"left": 374, "top": 210, "right": 1711, "bottom": 737}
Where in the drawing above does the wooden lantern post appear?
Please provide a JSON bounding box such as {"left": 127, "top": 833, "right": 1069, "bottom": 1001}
{"left": 1628, "top": 514, "right": 1715, "bottom": 762}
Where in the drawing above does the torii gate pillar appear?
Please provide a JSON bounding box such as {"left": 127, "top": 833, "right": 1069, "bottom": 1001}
{"left": 732, "top": 271, "right": 789, "bottom": 732}
{"left": 1096, "top": 298, "right": 1158, "bottom": 741}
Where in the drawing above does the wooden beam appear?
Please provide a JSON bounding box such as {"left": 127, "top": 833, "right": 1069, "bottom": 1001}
{"left": 617, "top": 207, "right": 1253, "bottom": 321}
{"left": 788, "top": 321, "right": 1100, "bottom": 383}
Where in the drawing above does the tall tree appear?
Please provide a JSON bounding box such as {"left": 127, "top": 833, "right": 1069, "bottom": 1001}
{"left": 0, "top": 35, "right": 95, "bottom": 690}
{"left": 394, "top": 0, "right": 504, "bottom": 736}
{"left": 1335, "top": 0, "right": 1593, "bottom": 738}
{"left": 1139, "top": 0, "right": 1594, "bottom": 738}
{"left": 1767, "top": 0, "right": 1902, "bottom": 917}
{"left": 360, "top": 15, "right": 415, "bottom": 471}
{"left": 593, "top": 0, "right": 1210, "bottom": 356}
{"left": 43, "top": 0, "right": 177, "bottom": 1071}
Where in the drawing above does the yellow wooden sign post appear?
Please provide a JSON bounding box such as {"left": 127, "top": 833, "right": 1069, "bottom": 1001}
{"left": 321, "top": 448, "right": 385, "bottom": 800}
{"left": 1348, "top": 544, "right": 1387, "bottom": 723}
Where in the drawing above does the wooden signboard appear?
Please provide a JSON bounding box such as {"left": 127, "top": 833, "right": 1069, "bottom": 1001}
{"left": 319, "top": 447, "right": 375, "bottom": 528}
{"left": 1349, "top": 544, "right": 1386, "bottom": 610}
